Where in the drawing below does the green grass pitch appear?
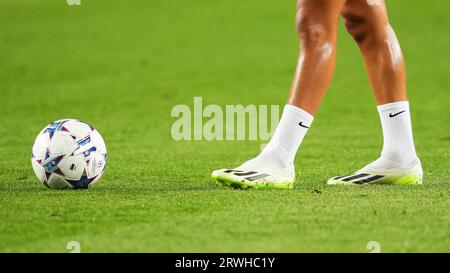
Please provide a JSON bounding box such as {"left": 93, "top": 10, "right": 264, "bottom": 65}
{"left": 1, "top": 0, "right": 449, "bottom": 252}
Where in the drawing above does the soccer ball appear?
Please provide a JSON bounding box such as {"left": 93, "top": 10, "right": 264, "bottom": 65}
{"left": 31, "top": 119, "right": 107, "bottom": 189}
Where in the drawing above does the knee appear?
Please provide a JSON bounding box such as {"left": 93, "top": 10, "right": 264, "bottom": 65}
{"left": 296, "top": 8, "right": 329, "bottom": 46}
{"left": 343, "top": 13, "right": 386, "bottom": 46}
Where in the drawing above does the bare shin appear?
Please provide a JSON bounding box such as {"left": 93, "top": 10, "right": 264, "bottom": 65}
{"left": 342, "top": 0, "right": 407, "bottom": 104}
{"left": 288, "top": 0, "right": 347, "bottom": 115}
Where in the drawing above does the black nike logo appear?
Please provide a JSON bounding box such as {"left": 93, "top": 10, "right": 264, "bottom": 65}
{"left": 299, "top": 122, "right": 309, "bottom": 128}
{"left": 389, "top": 110, "right": 405, "bottom": 118}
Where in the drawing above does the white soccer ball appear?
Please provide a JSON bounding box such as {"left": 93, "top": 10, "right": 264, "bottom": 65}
{"left": 31, "top": 119, "right": 107, "bottom": 189}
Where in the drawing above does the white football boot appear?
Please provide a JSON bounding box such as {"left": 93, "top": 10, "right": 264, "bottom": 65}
{"left": 327, "top": 156, "right": 423, "bottom": 185}
{"left": 212, "top": 153, "right": 295, "bottom": 189}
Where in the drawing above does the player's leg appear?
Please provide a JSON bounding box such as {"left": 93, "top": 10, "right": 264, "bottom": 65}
{"left": 212, "top": 0, "right": 346, "bottom": 189}
{"left": 288, "top": 0, "right": 346, "bottom": 114}
{"left": 328, "top": 0, "right": 422, "bottom": 185}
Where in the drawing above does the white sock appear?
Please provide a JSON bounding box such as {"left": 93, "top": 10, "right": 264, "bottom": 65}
{"left": 240, "top": 104, "right": 313, "bottom": 170}
{"left": 377, "top": 101, "right": 418, "bottom": 165}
